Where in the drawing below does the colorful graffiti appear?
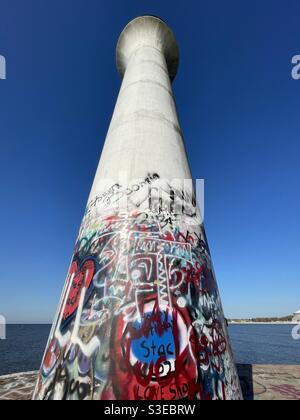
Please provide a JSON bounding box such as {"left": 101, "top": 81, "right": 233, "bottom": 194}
{"left": 34, "top": 208, "right": 242, "bottom": 400}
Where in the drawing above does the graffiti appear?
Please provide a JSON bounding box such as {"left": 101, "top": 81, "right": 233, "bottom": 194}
{"left": 42, "top": 363, "right": 91, "bottom": 400}
{"left": 34, "top": 207, "right": 241, "bottom": 400}
{"left": 86, "top": 173, "right": 160, "bottom": 212}
{"left": 61, "top": 259, "right": 96, "bottom": 328}
{"left": 269, "top": 384, "right": 300, "bottom": 400}
{"left": 82, "top": 176, "right": 200, "bottom": 236}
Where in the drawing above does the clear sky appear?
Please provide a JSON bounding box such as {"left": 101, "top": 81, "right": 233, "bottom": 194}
{"left": 0, "top": 0, "right": 299, "bottom": 323}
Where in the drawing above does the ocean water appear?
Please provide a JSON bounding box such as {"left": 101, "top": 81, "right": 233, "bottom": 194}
{"left": 229, "top": 324, "right": 300, "bottom": 365}
{"left": 0, "top": 325, "right": 50, "bottom": 376}
{"left": 0, "top": 324, "right": 299, "bottom": 376}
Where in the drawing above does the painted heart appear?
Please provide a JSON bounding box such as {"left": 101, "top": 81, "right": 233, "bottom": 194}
{"left": 62, "top": 259, "right": 95, "bottom": 324}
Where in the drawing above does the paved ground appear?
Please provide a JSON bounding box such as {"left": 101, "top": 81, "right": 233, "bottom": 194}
{"left": 0, "top": 365, "right": 300, "bottom": 400}
{"left": 0, "top": 371, "right": 37, "bottom": 400}
{"left": 237, "top": 364, "right": 300, "bottom": 400}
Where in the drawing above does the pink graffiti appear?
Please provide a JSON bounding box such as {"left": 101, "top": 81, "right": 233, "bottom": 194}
{"left": 269, "top": 384, "right": 300, "bottom": 400}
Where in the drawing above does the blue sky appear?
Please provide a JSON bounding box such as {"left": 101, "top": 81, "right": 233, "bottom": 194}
{"left": 0, "top": 0, "right": 299, "bottom": 323}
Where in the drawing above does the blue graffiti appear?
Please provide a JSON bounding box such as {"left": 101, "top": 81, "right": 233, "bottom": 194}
{"left": 131, "top": 311, "right": 175, "bottom": 364}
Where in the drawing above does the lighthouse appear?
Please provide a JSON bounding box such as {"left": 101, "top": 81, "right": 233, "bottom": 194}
{"left": 33, "top": 16, "right": 242, "bottom": 400}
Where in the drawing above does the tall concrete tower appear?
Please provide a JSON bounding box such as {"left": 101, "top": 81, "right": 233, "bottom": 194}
{"left": 34, "top": 16, "right": 242, "bottom": 400}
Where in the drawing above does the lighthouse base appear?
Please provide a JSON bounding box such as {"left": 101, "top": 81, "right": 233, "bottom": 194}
{"left": 1, "top": 365, "right": 300, "bottom": 400}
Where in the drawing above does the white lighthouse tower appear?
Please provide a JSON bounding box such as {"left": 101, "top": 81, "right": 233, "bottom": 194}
{"left": 34, "top": 16, "right": 242, "bottom": 401}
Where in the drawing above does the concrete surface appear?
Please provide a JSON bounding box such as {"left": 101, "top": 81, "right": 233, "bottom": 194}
{"left": 87, "top": 15, "right": 193, "bottom": 212}
{"left": 1, "top": 365, "right": 300, "bottom": 400}
{"left": 0, "top": 371, "right": 37, "bottom": 401}
{"left": 238, "top": 364, "right": 300, "bottom": 400}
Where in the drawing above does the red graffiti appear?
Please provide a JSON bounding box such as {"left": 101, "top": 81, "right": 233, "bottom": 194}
{"left": 190, "top": 320, "right": 227, "bottom": 374}
{"left": 42, "top": 338, "right": 61, "bottom": 376}
{"left": 269, "top": 384, "right": 300, "bottom": 399}
{"left": 110, "top": 302, "right": 199, "bottom": 400}
{"left": 62, "top": 259, "right": 95, "bottom": 323}
{"left": 127, "top": 301, "right": 171, "bottom": 340}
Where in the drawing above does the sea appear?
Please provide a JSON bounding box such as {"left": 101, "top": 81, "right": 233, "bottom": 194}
{"left": 0, "top": 324, "right": 299, "bottom": 376}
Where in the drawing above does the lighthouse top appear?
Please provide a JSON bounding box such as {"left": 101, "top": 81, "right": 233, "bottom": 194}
{"left": 116, "top": 15, "right": 179, "bottom": 82}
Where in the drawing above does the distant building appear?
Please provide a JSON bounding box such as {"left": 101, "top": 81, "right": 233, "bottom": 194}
{"left": 293, "top": 310, "right": 300, "bottom": 323}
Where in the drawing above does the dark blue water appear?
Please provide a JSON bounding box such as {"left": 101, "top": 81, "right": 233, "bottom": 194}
{"left": 0, "top": 324, "right": 299, "bottom": 376}
{"left": 0, "top": 325, "right": 50, "bottom": 376}
{"left": 229, "top": 324, "right": 300, "bottom": 365}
